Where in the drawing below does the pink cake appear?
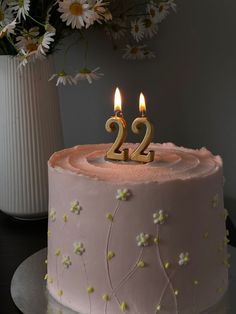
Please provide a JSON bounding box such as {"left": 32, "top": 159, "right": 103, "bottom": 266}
{"left": 46, "top": 143, "right": 228, "bottom": 314}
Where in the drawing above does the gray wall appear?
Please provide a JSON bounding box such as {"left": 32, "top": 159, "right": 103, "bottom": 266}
{"left": 53, "top": 0, "right": 236, "bottom": 219}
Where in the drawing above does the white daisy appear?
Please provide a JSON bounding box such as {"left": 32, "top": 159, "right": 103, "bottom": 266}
{"left": 75, "top": 67, "right": 103, "bottom": 84}
{"left": 89, "top": 0, "right": 111, "bottom": 24}
{"left": 142, "top": 17, "right": 158, "bottom": 38}
{"left": 0, "top": 19, "right": 16, "bottom": 38}
{"left": 58, "top": 0, "right": 94, "bottom": 29}
{"left": 131, "top": 19, "right": 145, "bottom": 42}
{"left": 123, "top": 44, "right": 146, "bottom": 60}
{"left": 16, "top": 36, "right": 38, "bottom": 53}
{"left": 37, "top": 31, "right": 55, "bottom": 55}
{"left": 156, "top": 1, "right": 176, "bottom": 23}
{"left": 0, "top": 1, "right": 14, "bottom": 26}
{"left": 8, "top": 0, "right": 30, "bottom": 21}
{"left": 116, "top": 189, "right": 131, "bottom": 201}
{"left": 49, "top": 71, "right": 77, "bottom": 86}
{"left": 146, "top": 2, "right": 159, "bottom": 23}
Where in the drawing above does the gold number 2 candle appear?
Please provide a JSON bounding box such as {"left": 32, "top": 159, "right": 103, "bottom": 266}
{"left": 130, "top": 93, "right": 154, "bottom": 163}
{"left": 105, "top": 88, "right": 129, "bottom": 161}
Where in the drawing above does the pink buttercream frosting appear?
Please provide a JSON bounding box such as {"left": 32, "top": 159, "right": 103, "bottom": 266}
{"left": 49, "top": 143, "right": 222, "bottom": 183}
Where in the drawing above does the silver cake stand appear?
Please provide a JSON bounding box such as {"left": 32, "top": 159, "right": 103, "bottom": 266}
{"left": 11, "top": 247, "right": 236, "bottom": 314}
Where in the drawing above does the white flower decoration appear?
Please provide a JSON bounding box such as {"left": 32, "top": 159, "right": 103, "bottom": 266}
{"left": 8, "top": 0, "right": 30, "bottom": 21}
{"left": 178, "top": 252, "right": 190, "bottom": 266}
{"left": 62, "top": 255, "right": 72, "bottom": 268}
{"left": 49, "top": 71, "right": 76, "bottom": 86}
{"left": 73, "top": 242, "right": 85, "bottom": 255}
{"left": 49, "top": 208, "right": 56, "bottom": 222}
{"left": 70, "top": 200, "right": 82, "bottom": 214}
{"left": 131, "top": 19, "right": 145, "bottom": 42}
{"left": 153, "top": 210, "right": 168, "bottom": 225}
{"left": 75, "top": 67, "right": 103, "bottom": 84}
{"left": 58, "top": 0, "right": 94, "bottom": 29}
{"left": 116, "top": 189, "right": 131, "bottom": 201}
{"left": 136, "top": 233, "right": 151, "bottom": 247}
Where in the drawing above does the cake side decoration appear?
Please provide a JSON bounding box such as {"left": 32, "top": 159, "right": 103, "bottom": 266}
{"left": 70, "top": 200, "right": 82, "bottom": 214}
{"left": 49, "top": 209, "right": 56, "bottom": 222}
{"left": 47, "top": 143, "right": 228, "bottom": 314}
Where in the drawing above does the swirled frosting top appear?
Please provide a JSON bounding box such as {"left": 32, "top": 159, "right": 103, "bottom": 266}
{"left": 49, "top": 143, "right": 222, "bottom": 183}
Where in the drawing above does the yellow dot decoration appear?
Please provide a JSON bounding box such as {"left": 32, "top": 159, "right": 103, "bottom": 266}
{"left": 194, "top": 280, "right": 199, "bottom": 285}
{"left": 107, "top": 251, "right": 115, "bottom": 260}
{"left": 45, "top": 259, "right": 48, "bottom": 264}
{"left": 120, "top": 302, "right": 128, "bottom": 312}
{"left": 63, "top": 214, "right": 68, "bottom": 222}
{"left": 55, "top": 249, "right": 61, "bottom": 257}
{"left": 153, "top": 236, "right": 160, "bottom": 244}
{"left": 137, "top": 260, "right": 146, "bottom": 268}
{"left": 174, "top": 290, "right": 179, "bottom": 296}
{"left": 87, "top": 287, "right": 94, "bottom": 294}
{"left": 47, "top": 230, "right": 51, "bottom": 237}
{"left": 44, "top": 273, "right": 48, "bottom": 281}
{"left": 156, "top": 304, "right": 161, "bottom": 311}
{"left": 164, "top": 262, "right": 170, "bottom": 269}
{"left": 106, "top": 213, "right": 114, "bottom": 222}
{"left": 102, "top": 294, "right": 110, "bottom": 301}
{"left": 58, "top": 289, "right": 63, "bottom": 297}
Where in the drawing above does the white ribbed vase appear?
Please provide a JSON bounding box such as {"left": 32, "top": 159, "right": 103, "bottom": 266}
{"left": 0, "top": 56, "right": 63, "bottom": 219}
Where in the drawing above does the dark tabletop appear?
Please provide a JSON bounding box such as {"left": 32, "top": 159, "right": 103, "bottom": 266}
{"left": 0, "top": 210, "right": 236, "bottom": 314}
{"left": 0, "top": 210, "right": 47, "bottom": 314}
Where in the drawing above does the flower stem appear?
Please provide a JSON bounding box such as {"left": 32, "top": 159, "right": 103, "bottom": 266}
{"left": 27, "top": 14, "right": 45, "bottom": 28}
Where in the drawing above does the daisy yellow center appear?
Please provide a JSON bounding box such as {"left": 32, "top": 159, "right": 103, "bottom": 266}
{"left": 134, "top": 25, "right": 139, "bottom": 33}
{"left": 0, "top": 9, "right": 4, "bottom": 22}
{"left": 26, "top": 42, "right": 38, "bottom": 52}
{"left": 159, "top": 5, "right": 164, "bottom": 13}
{"left": 150, "top": 8, "right": 156, "bottom": 18}
{"left": 80, "top": 68, "right": 91, "bottom": 74}
{"left": 143, "top": 18, "right": 152, "bottom": 28}
{"left": 19, "top": 0, "right": 24, "bottom": 8}
{"left": 70, "top": 3, "right": 83, "bottom": 16}
{"left": 130, "top": 47, "right": 139, "bottom": 54}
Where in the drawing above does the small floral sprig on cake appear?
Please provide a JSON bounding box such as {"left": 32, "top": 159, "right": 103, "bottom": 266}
{"left": 178, "top": 252, "right": 190, "bottom": 266}
{"left": 153, "top": 210, "right": 168, "bottom": 225}
{"left": 136, "top": 232, "right": 151, "bottom": 247}
{"left": 70, "top": 200, "right": 82, "bottom": 214}
{"left": 0, "top": 0, "right": 176, "bottom": 84}
{"left": 116, "top": 188, "right": 131, "bottom": 201}
{"left": 62, "top": 255, "right": 72, "bottom": 268}
{"left": 212, "top": 193, "right": 219, "bottom": 208}
{"left": 73, "top": 242, "right": 85, "bottom": 255}
{"left": 49, "top": 208, "right": 56, "bottom": 222}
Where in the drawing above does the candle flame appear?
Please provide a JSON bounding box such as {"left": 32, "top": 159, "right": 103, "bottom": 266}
{"left": 114, "top": 87, "right": 122, "bottom": 113}
{"left": 139, "top": 92, "right": 146, "bottom": 116}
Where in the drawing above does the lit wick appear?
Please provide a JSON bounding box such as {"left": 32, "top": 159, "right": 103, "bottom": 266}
{"left": 105, "top": 88, "right": 129, "bottom": 161}
{"left": 130, "top": 92, "right": 155, "bottom": 163}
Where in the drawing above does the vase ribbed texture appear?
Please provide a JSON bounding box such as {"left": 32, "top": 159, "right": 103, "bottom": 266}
{"left": 0, "top": 56, "right": 63, "bottom": 219}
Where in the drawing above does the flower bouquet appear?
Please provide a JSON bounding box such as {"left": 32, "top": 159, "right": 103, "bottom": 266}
{"left": 0, "top": 0, "right": 176, "bottom": 85}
